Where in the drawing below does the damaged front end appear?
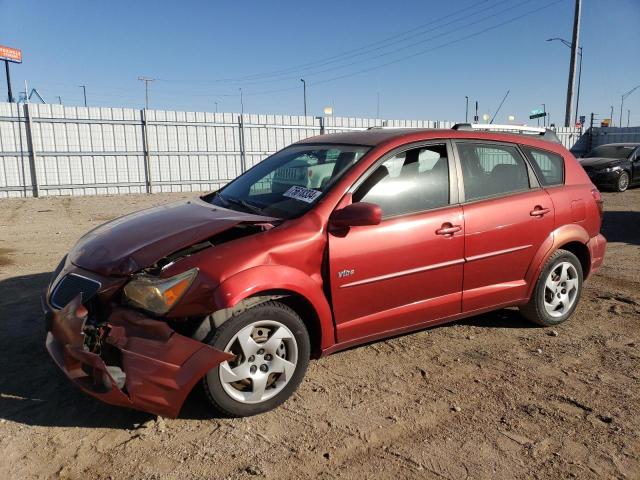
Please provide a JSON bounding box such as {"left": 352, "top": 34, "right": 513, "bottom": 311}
{"left": 45, "top": 294, "right": 233, "bottom": 418}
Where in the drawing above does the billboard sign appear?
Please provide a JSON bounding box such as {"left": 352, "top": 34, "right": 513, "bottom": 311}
{"left": 0, "top": 45, "right": 22, "bottom": 63}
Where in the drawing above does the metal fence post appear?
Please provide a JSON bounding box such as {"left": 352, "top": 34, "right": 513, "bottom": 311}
{"left": 238, "top": 114, "right": 247, "bottom": 172}
{"left": 141, "top": 108, "right": 153, "bottom": 194}
{"left": 24, "top": 103, "right": 40, "bottom": 197}
{"left": 317, "top": 116, "right": 325, "bottom": 135}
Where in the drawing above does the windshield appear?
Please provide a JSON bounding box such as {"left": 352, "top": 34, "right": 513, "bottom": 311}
{"left": 585, "top": 145, "right": 636, "bottom": 159}
{"left": 206, "top": 144, "right": 370, "bottom": 219}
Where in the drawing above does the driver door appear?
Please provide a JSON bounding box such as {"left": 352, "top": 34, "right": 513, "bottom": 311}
{"left": 328, "top": 142, "right": 465, "bottom": 343}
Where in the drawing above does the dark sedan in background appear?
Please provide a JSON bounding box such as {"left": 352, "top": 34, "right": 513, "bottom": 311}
{"left": 579, "top": 143, "right": 640, "bottom": 192}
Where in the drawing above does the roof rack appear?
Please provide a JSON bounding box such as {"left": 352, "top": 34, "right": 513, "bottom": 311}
{"left": 452, "top": 123, "right": 561, "bottom": 143}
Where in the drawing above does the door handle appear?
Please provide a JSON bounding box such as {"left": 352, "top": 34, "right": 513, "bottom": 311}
{"left": 436, "top": 223, "right": 462, "bottom": 236}
{"left": 530, "top": 206, "right": 551, "bottom": 217}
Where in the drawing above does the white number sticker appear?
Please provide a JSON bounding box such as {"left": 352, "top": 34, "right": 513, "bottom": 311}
{"left": 282, "top": 186, "right": 322, "bottom": 203}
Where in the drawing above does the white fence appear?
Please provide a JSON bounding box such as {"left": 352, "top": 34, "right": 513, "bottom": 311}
{"left": 0, "top": 102, "right": 579, "bottom": 198}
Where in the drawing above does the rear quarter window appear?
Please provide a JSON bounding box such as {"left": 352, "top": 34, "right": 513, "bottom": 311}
{"left": 522, "top": 147, "right": 565, "bottom": 186}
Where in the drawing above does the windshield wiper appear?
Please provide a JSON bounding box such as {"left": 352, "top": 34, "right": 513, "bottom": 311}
{"left": 223, "top": 196, "right": 264, "bottom": 216}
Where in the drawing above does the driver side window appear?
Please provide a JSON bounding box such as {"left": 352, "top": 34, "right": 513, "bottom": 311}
{"left": 353, "top": 144, "right": 450, "bottom": 218}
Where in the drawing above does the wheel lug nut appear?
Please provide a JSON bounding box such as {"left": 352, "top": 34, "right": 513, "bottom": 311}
{"left": 265, "top": 354, "right": 273, "bottom": 361}
{"left": 260, "top": 364, "right": 268, "bottom": 373}
{"left": 250, "top": 365, "right": 257, "bottom": 374}
{"left": 248, "top": 355, "right": 255, "bottom": 362}
{"left": 257, "top": 349, "right": 265, "bottom": 355}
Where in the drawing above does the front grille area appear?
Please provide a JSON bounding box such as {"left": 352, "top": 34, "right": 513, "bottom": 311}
{"left": 50, "top": 273, "right": 101, "bottom": 309}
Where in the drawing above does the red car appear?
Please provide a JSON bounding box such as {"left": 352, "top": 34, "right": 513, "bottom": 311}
{"left": 44, "top": 124, "right": 607, "bottom": 417}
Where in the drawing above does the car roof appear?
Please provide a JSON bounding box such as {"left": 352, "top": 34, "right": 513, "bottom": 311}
{"left": 297, "top": 128, "right": 564, "bottom": 150}
{"left": 594, "top": 143, "right": 640, "bottom": 148}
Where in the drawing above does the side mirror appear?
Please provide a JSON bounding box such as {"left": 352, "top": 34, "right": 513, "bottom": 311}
{"left": 329, "top": 202, "right": 382, "bottom": 228}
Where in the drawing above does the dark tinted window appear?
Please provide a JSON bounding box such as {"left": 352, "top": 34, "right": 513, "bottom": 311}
{"left": 457, "top": 143, "right": 530, "bottom": 201}
{"left": 585, "top": 145, "right": 636, "bottom": 159}
{"left": 353, "top": 144, "right": 449, "bottom": 217}
{"left": 522, "top": 147, "right": 564, "bottom": 186}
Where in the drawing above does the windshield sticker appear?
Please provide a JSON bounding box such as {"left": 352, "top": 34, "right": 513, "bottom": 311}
{"left": 283, "top": 186, "right": 322, "bottom": 203}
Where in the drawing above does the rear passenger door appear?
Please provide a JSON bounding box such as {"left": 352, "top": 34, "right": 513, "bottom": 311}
{"left": 453, "top": 141, "right": 554, "bottom": 312}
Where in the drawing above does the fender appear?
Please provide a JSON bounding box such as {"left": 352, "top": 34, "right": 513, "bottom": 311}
{"left": 212, "top": 265, "right": 336, "bottom": 350}
{"left": 524, "top": 223, "right": 590, "bottom": 299}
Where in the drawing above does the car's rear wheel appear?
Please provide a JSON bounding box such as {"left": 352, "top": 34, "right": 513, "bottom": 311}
{"left": 519, "top": 249, "right": 583, "bottom": 326}
{"left": 617, "top": 171, "right": 630, "bottom": 192}
{"left": 202, "top": 301, "right": 310, "bottom": 417}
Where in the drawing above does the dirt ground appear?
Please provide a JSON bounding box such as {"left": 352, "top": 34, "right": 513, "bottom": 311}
{"left": 0, "top": 189, "right": 638, "bottom": 480}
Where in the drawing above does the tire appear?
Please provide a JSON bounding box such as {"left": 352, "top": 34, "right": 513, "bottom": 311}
{"left": 519, "top": 249, "right": 583, "bottom": 326}
{"left": 202, "top": 301, "right": 310, "bottom": 417}
{"left": 616, "top": 171, "right": 630, "bottom": 192}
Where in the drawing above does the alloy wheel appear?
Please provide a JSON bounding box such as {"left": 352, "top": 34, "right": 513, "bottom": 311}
{"left": 543, "top": 261, "right": 579, "bottom": 318}
{"left": 618, "top": 172, "right": 629, "bottom": 192}
{"left": 212, "top": 320, "right": 299, "bottom": 404}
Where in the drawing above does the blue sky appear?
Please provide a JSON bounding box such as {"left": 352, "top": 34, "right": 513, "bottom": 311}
{"left": 1, "top": 0, "right": 639, "bottom": 125}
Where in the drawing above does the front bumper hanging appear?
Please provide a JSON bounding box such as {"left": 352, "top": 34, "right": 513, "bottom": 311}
{"left": 45, "top": 295, "right": 233, "bottom": 418}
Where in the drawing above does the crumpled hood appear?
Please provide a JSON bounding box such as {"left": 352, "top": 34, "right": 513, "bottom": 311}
{"left": 69, "top": 198, "right": 275, "bottom": 276}
{"left": 579, "top": 157, "right": 626, "bottom": 169}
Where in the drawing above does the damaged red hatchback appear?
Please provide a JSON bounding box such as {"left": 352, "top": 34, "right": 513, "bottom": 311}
{"left": 44, "top": 124, "right": 607, "bottom": 417}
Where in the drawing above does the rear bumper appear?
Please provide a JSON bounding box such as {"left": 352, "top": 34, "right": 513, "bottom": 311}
{"left": 44, "top": 295, "right": 232, "bottom": 418}
{"left": 587, "top": 233, "right": 607, "bottom": 277}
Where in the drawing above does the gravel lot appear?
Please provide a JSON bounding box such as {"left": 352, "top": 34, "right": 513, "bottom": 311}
{"left": 0, "top": 190, "right": 638, "bottom": 480}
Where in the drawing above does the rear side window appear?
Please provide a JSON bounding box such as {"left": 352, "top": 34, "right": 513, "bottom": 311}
{"left": 456, "top": 143, "right": 530, "bottom": 201}
{"left": 522, "top": 147, "right": 564, "bottom": 186}
{"left": 353, "top": 144, "right": 450, "bottom": 217}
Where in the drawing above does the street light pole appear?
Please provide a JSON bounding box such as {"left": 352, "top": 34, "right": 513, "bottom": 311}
{"left": 620, "top": 85, "right": 640, "bottom": 128}
{"left": 78, "top": 85, "right": 87, "bottom": 107}
{"left": 300, "top": 78, "right": 307, "bottom": 116}
{"left": 547, "top": 38, "right": 583, "bottom": 125}
{"left": 465, "top": 96, "right": 469, "bottom": 123}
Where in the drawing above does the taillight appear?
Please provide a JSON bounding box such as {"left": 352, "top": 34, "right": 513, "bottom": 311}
{"left": 591, "top": 187, "right": 604, "bottom": 218}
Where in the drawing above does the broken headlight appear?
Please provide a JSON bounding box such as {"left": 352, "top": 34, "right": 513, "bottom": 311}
{"left": 123, "top": 268, "right": 198, "bottom": 315}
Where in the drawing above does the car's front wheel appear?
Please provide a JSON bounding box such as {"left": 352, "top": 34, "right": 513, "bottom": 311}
{"left": 519, "top": 249, "right": 583, "bottom": 326}
{"left": 616, "top": 171, "right": 630, "bottom": 192}
{"left": 202, "top": 301, "right": 310, "bottom": 417}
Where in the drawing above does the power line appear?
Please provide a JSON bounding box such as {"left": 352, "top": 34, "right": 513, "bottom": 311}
{"left": 21, "top": 0, "right": 564, "bottom": 107}
{"left": 155, "top": 0, "right": 499, "bottom": 85}
{"left": 152, "top": 0, "right": 541, "bottom": 96}
{"left": 308, "top": 0, "right": 564, "bottom": 88}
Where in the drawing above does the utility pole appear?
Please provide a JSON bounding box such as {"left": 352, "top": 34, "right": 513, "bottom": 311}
{"left": 620, "top": 85, "right": 640, "bottom": 128}
{"left": 628, "top": 109, "right": 631, "bottom": 127}
{"left": 137, "top": 76, "right": 154, "bottom": 109}
{"left": 56, "top": 96, "right": 62, "bottom": 105}
{"left": 78, "top": 85, "right": 87, "bottom": 107}
{"left": 564, "top": 0, "right": 581, "bottom": 127}
{"left": 543, "top": 103, "right": 546, "bottom": 127}
{"left": 300, "top": 78, "right": 307, "bottom": 116}
{"left": 214, "top": 101, "right": 218, "bottom": 113}
{"left": 239, "top": 87, "right": 244, "bottom": 116}
{"left": 465, "top": 96, "right": 469, "bottom": 123}
{"left": 474, "top": 101, "right": 479, "bottom": 122}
